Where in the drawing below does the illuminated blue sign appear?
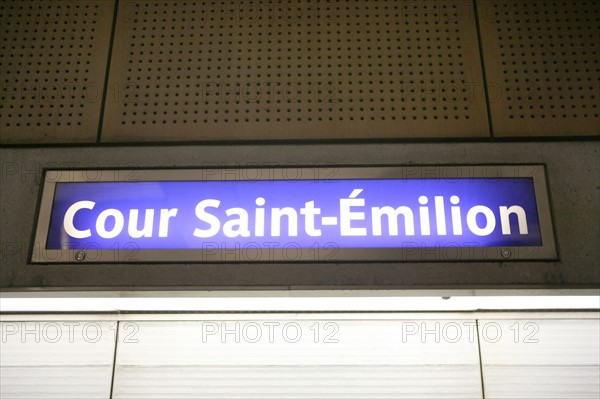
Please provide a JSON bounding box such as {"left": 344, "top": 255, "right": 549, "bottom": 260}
{"left": 33, "top": 167, "right": 557, "bottom": 262}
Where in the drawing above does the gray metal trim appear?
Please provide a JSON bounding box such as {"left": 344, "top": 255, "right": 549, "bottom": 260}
{"left": 31, "top": 165, "right": 557, "bottom": 264}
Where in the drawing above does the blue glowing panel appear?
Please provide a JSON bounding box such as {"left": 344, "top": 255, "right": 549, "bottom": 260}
{"left": 46, "top": 178, "right": 542, "bottom": 250}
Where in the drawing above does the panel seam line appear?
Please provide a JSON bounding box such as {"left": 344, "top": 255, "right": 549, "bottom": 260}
{"left": 96, "top": 0, "right": 121, "bottom": 144}
{"left": 476, "top": 319, "right": 487, "bottom": 398}
{"left": 109, "top": 320, "right": 120, "bottom": 399}
{"left": 473, "top": 0, "right": 495, "bottom": 138}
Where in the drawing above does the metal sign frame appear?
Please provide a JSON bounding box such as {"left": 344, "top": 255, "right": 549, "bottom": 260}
{"left": 31, "top": 165, "right": 557, "bottom": 264}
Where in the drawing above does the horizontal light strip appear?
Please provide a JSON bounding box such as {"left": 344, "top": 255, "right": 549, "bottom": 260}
{"left": 0, "top": 290, "right": 598, "bottom": 313}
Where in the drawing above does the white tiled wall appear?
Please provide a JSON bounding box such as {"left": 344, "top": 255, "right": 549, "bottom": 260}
{"left": 1, "top": 316, "right": 598, "bottom": 399}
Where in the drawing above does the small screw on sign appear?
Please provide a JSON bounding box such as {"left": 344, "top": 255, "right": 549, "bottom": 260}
{"left": 74, "top": 251, "right": 86, "bottom": 261}
{"left": 501, "top": 249, "right": 512, "bottom": 258}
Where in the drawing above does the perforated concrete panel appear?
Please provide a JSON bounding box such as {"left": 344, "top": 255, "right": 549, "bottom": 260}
{"left": 0, "top": 0, "right": 115, "bottom": 144}
{"left": 102, "top": 0, "right": 489, "bottom": 142}
{"left": 478, "top": 0, "right": 600, "bottom": 137}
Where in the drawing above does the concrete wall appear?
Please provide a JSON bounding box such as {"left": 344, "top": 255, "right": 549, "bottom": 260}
{"left": 0, "top": 0, "right": 598, "bottom": 290}
{"left": 1, "top": 141, "right": 598, "bottom": 290}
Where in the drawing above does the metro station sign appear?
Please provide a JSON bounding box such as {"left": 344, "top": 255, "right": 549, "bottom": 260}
{"left": 32, "top": 166, "right": 557, "bottom": 263}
